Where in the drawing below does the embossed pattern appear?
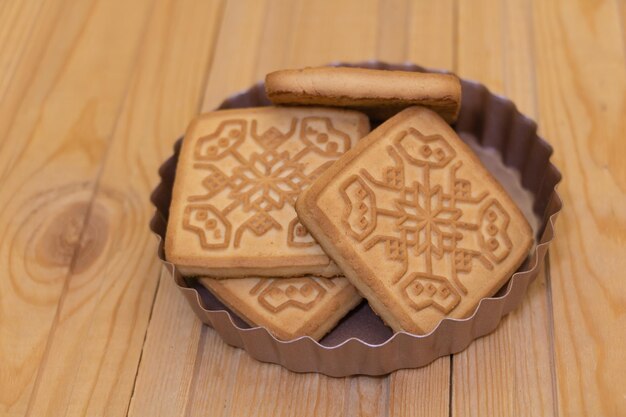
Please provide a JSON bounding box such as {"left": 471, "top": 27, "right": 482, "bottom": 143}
{"left": 200, "top": 276, "right": 361, "bottom": 341}
{"left": 302, "top": 107, "right": 533, "bottom": 333}
{"left": 250, "top": 277, "right": 335, "bottom": 313}
{"left": 341, "top": 128, "right": 511, "bottom": 308}
{"left": 166, "top": 107, "right": 369, "bottom": 277}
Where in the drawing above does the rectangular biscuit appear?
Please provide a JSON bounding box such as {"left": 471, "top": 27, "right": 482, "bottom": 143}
{"left": 265, "top": 66, "right": 461, "bottom": 123}
{"left": 199, "top": 276, "right": 361, "bottom": 341}
{"left": 166, "top": 107, "right": 370, "bottom": 277}
{"left": 296, "top": 106, "right": 533, "bottom": 335}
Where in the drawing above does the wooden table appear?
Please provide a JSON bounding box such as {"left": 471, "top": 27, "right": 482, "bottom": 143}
{"left": 2, "top": 0, "right": 624, "bottom": 416}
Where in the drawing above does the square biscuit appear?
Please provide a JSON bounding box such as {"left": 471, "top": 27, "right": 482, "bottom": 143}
{"left": 166, "top": 107, "right": 370, "bottom": 277}
{"left": 199, "top": 276, "right": 361, "bottom": 341}
{"left": 296, "top": 106, "right": 533, "bottom": 335}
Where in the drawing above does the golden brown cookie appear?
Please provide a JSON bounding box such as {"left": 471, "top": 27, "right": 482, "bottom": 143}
{"left": 296, "top": 106, "right": 533, "bottom": 335}
{"left": 199, "top": 276, "right": 361, "bottom": 341}
{"left": 166, "top": 107, "right": 370, "bottom": 277}
{"left": 265, "top": 66, "right": 461, "bottom": 123}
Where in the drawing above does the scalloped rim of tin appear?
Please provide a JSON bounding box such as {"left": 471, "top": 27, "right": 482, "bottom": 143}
{"left": 149, "top": 61, "right": 562, "bottom": 376}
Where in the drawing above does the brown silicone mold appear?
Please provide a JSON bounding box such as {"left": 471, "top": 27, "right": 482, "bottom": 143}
{"left": 149, "top": 62, "right": 562, "bottom": 377}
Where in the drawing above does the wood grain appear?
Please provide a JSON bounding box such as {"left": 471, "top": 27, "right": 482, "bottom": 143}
{"left": 2, "top": 0, "right": 624, "bottom": 415}
{"left": 200, "top": 0, "right": 268, "bottom": 111}
{"left": 389, "top": 359, "right": 451, "bottom": 417}
{"left": 129, "top": 2, "right": 282, "bottom": 415}
{"left": 405, "top": 0, "right": 455, "bottom": 70}
{"left": 617, "top": 0, "right": 626, "bottom": 59}
{"left": 386, "top": 2, "right": 456, "bottom": 416}
{"left": 375, "top": 0, "right": 408, "bottom": 62}
{"left": 0, "top": 0, "right": 154, "bottom": 415}
{"left": 127, "top": 270, "right": 207, "bottom": 417}
{"left": 18, "top": 1, "right": 225, "bottom": 416}
{"left": 0, "top": 0, "right": 45, "bottom": 103}
{"left": 532, "top": 0, "right": 626, "bottom": 415}
{"left": 452, "top": 1, "right": 557, "bottom": 416}
{"left": 129, "top": 1, "right": 271, "bottom": 415}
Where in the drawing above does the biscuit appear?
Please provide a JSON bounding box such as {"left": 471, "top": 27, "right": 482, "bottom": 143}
{"left": 265, "top": 67, "right": 461, "bottom": 123}
{"left": 166, "top": 107, "right": 370, "bottom": 277}
{"left": 296, "top": 106, "right": 533, "bottom": 335}
{"left": 199, "top": 276, "right": 361, "bottom": 341}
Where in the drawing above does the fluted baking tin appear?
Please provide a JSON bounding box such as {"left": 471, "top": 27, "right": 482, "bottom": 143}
{"left": 150, "top": 62, "right": 562, "bottom": 377}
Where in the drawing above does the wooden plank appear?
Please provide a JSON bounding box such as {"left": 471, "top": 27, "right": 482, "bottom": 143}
{"left": 452, "top": 269, "right": 556, "bottom": 417}
{"left": 253, "top": 0, "right": 299, "bottom": 78}
{"left": 343, "top": 377, "right": 388, "bottom": 417}
{"left": 0, "top": 0, "right": 154, "bottom": 415}
{"left": 617, "top": 0, "right": 626, "bottom": 60}
{"left": 375, "top": 0, "right": 408, "bottom": 62}
{"left": 211, "top": 1, "right": 383, "bottom": 415}
{"left": 387, "top": 3, "right": 455, "bottom": 417}
{"left": 200, "top": 0, "right": 268, "bottom": 111}
{"left": 286, "top": 0, "right": 378, "bottom": 66}
{"left": 452, "top": 1, "right": 556, "bottom": 416}
{"left": 405, "top": 0, "right": 455, "bottom": 70}
{"left": 126, "top": 270, "right": 207, "bottom": 417}
{"left": 128, "top": 1, "right": 268, "bottom": 416}
{"left": 193, "top": 1, "right": 382, "bottom": 415}
{"left": 531, "top": 0, "right": 626, "bottom": 415}
{"left": 0, "top": 0, "right": 45, "bottom": 102}
{"left": 136, "top": 1, "right": 378, "bottom": 416}
{"left": 196, "top": 355, "right": 348, "bottom": 417}
{"left": 20, "top": 1, "right": 226, "bottom": 416}
{"left": 456, "top": 0, "right": 504, "bottom": 93}
{"left": 500, "top": 0, "right": 538, "bottom": 116}
{"left": 389, "top": 359, "right": 451, "bottom": 417}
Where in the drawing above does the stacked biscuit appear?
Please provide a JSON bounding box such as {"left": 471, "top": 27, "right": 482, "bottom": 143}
{"left": 165, "top": 67, "right": 533, "bottom": 341}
